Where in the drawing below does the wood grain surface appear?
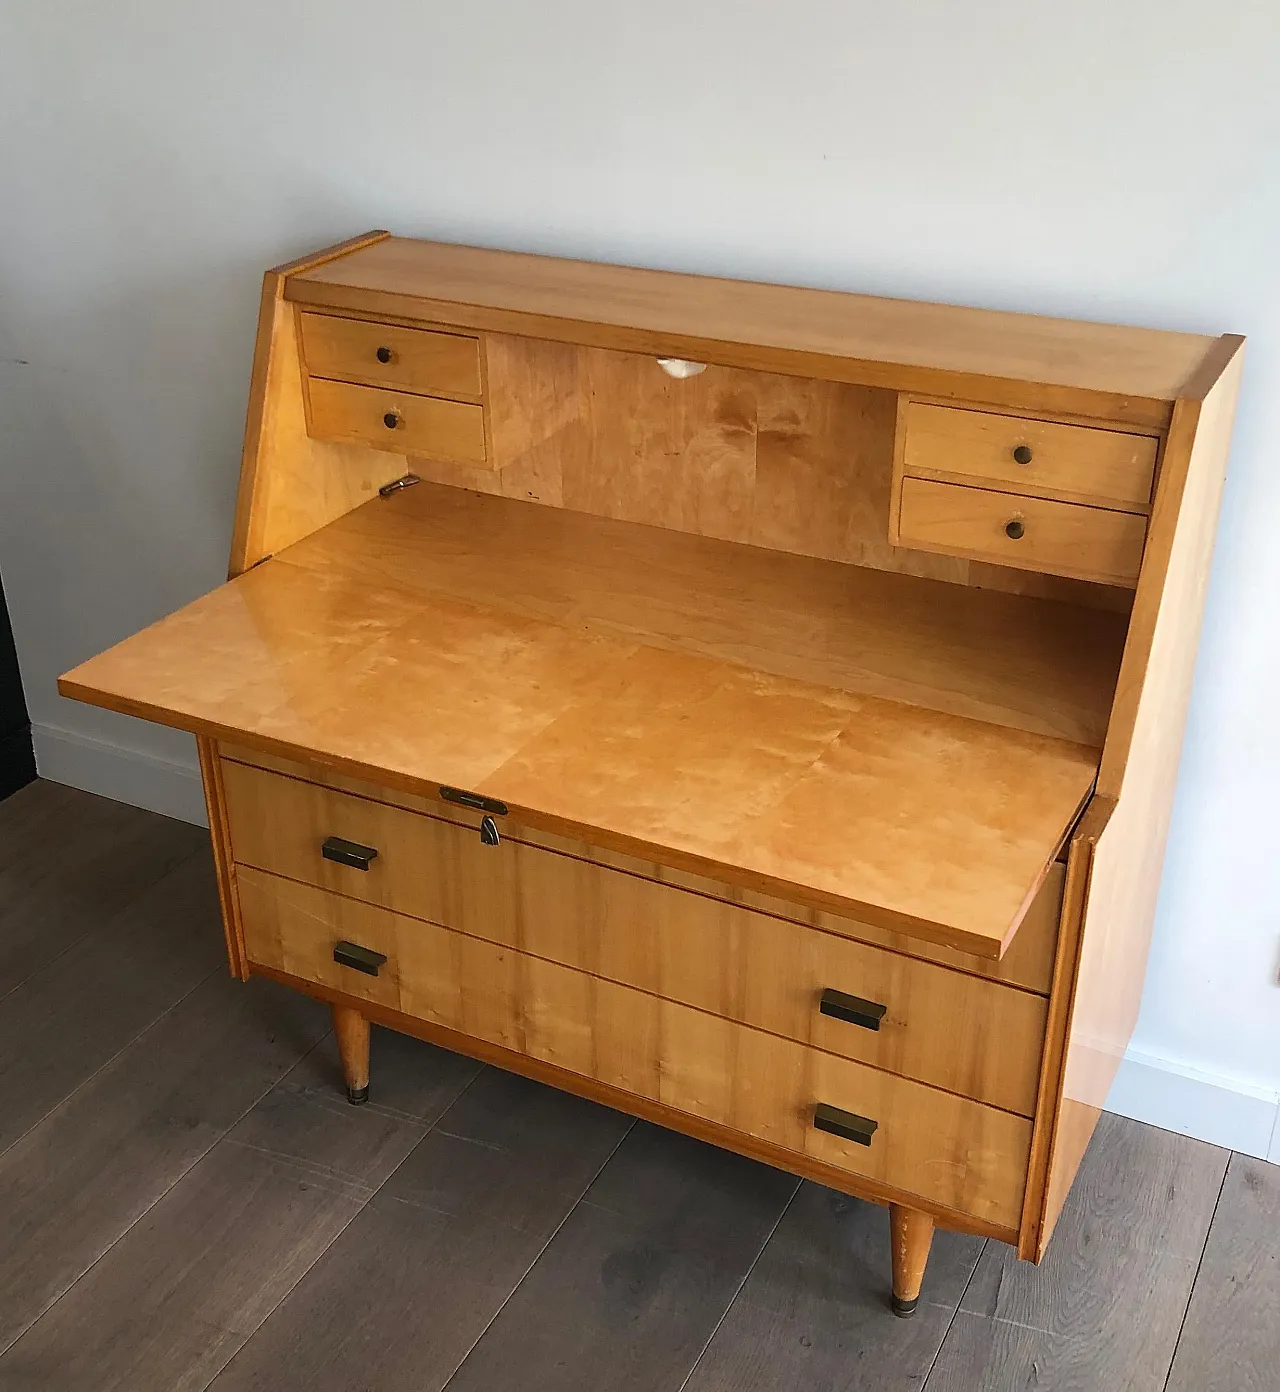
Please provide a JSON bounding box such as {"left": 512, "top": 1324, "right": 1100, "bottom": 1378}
{"left": 219, "top": 739, "right": 1067, "bottom": 995}
{"left": 1164, "top": 1154, "right": 1280, "bottom": 1392}
{"left": 0, "top": 1030, "right": 477, "bottom": 1390}
{"left": 285, "top": 237, "right": 1218, "bottom": 424}
{"left": 0, "top": 784, "right": 1259, "bottom": 1392}
{"left": 925, "top": 1114, "right": 1227, "bottom": 1392}
{"left": 224, "top": 762, "right": 1049, "bottom": 1115}
{"left": 299, "top": 312, "right": 482, "bottom": 400}
{"left": 0, "top": 972, "right": 330, "bottom": 1353}
{"left": 229, "top": 233, "right": 407, "bottom": 575}
{"left": 897, "top": 476, "right": 1148, "bottom": 585}
{"left": 237, "top": 876, "right": 1033, "bottom": 1227}
{"left": 1040, "top": 343, "right": 1245, "bottom": 1245}
{"left": 413, "top": 334, "right": 1127, "bottom": 609}
{"left": 900, "top": 400, "right": 1159, "bottom": 511}
{"left": 0, "top": 780, "right": 203, "bottom": 993}
{"left": 439, "top": 1122, "right": 798, "bottom": 1392}
{"left": 682, "top": 1182, "right": 984, "bottom": 1390}
{"left": 60, "top": 485, "right": 1109, "bottom": 957}
{"left": 206, "top": 1070, "right": 631, "bottom": 1392}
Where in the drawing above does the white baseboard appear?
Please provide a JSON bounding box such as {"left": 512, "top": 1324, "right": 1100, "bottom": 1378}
{"left": 1107, "top": 1046, "right": 1280, "bottom": 1162}
{"left": 32, "top": 723, "right": 208, "bottom": 827}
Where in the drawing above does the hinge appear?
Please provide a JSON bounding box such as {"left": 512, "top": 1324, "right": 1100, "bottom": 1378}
{"left": 379, "top": 473, "right": 421, "bottom": 499}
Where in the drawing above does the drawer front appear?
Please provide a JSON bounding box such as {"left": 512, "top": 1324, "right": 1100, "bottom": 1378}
{"left": 898, "top": 476, "right": 1147, "bottom": 585}
{"left": 306, "top": 376, "right": 487, "bottom": 466}
{"left": 220, "top": 742, "right": 1063, "bottom": 995}
{"left": 239, "top": 868, "right": 1031, "bottom": 1228}
{"left": 902, "top": 402, "right": 1158, "bottom": 511}
{"left": 300, "top": 312, "right": 482, "bottom": 400}
{"left": 222, "top": 759, "right": 1047, "bottom": 1114}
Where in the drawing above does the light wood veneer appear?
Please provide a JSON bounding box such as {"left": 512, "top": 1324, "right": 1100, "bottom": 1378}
{"left": 237, "top": 866, "right": 1032, "bottom": 1229}
{"left": 55, "top": 232, "right": 1243, "bottom": 1313}
{"left": 221, "top": 757, "right": 1049, "bottom": 1116}
{"left": 900, "top": 402, "right": 1158, "bottom": 512}
{"left": 299, "top": 312, "right": 482, "bottom": 399}
{"left": 220, "top": 741, "right": 1066, "bottom": 996}
{"left": 305, "top": 378, "right": 487, "bottom": 466}
{"left": 60, "top": 489, "right": 1101, "bottom": 959}
{"left": 897, "top": 477, "right": 1149, "bottom": 585}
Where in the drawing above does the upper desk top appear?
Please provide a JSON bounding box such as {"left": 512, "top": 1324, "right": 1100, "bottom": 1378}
{"left": 288, "top": 236, "right": 1223, "bottom": 425}
{"left": 62, "top": 484, "right": 1112, "bottom": 959}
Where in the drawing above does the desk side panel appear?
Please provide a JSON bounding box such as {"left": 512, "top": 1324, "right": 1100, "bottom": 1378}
{"left": 196, "top": 735, "right": 249, "bottom": 980}
{"left": 229, "top": 232, "right": 407, "bottom": 576}
{"left": 1033, "top": 344, "right": 1243, "bottom": 1255}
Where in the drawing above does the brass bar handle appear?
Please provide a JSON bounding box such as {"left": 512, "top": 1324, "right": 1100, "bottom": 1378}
{"left": 819, "top": 988, "right": 887, "bottom": 1032}
{"left": 333, "top": 940, "right": 387, "bottom": 977}
{"left": 813, "top": 1102, "right": 878, "bottom": 1147}
{"left": 322, "top": 836, "right": 379, "bottom": 871}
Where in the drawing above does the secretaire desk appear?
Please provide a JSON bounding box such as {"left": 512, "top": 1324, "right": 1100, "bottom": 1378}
{"left": 59, "top": 232, "right": 1242, "bottom": 1316}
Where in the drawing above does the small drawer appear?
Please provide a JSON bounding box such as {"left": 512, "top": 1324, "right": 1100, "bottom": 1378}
{"left": 299, "top": 312, "right": 482, "bottom": 400}
{"left": 306, "top": 377, "right": 488, "bottom": 467}
{"left": 237, "top": 868, "right": 1031, "bottom": 1229}
{"left": 898, "top": 476, "right": 1147, "bottom": 585}
{"left": 221, "top": 758, "right": 1048, "bottom": 1114}
{"left": 902, "top": 402, "right": 1157, "bottom": 511}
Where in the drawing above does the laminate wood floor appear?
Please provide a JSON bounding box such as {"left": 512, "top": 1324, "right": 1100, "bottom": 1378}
{"left": 0, "top": 780, "right": 1273, "bottom": 1391}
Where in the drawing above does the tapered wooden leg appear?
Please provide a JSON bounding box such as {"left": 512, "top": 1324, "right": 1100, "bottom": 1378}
{"left": 332, "top": 1004, "right": 370, "bottom": 1105}
{"left": 889, "top": 1204, "right": 934, "bottom": 1317}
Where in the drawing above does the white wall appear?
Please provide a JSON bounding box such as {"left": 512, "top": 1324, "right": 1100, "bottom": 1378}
{"left": 2, "top": 1, "right": 1277, "bottom": 1156}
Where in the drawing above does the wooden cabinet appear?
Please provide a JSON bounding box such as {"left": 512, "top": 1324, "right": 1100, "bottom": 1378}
{"left": 57, "top": 232, "right": 1243, "bottom": 1318}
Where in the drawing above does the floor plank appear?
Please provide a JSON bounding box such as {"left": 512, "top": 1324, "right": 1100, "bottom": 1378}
{"left": 0, "top": 850, "right": 227, "bottom": 1153}
{"left": 0, "top": 1024, "right": 479, "bottom": 1391}
{"left": 210, "top": 1067, "right": 634, "bottom": 1392}
{"left": 923, "top": 1113, "right": 1228, "bottom": 1392}
{"left": 0, "top": 973, "right": 330, "bottom": 1354}
{"left": 683, "top": 1181, "right": 986, "bottom": 1392}
{"left": 441, "top": 1120, "right": 799, "bottom": 1392}
{"left": 0, "top": 780, "right": 204, "bottom": 994}
{"left": 1164, "top": 1152, "right": 1280, "bottom": 1392}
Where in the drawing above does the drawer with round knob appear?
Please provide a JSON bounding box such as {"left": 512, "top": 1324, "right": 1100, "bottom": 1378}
{"left": 900, "top": 401, "right": 1158, "bottom": 511}
{"left": 896, "top": 475, "right": 1148, "bottom": 585}
{"left": 299, "top": 312, "right": 482, "bottom": 400}
{"left": 305, "top": 376, "right": 487, "bottom": 466}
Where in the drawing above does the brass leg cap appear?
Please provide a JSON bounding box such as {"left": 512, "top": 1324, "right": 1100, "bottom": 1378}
{"left": 891, "top": 1295, "right": 919, "bottom": 1319}
{"left": 347, "top": 1085, "right": 370, "bottom": 1106}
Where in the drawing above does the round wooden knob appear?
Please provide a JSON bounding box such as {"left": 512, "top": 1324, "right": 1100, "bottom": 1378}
{"left": 383, "top": 411, "right": 400, "bottom": 430}
{"left": 1012, "top": 444, "right": 1033, "bottom": 465}
{"left": 1005, "top": 519, "right": 1025, "bottom": 539}
{"left": 376, "top": 346, "right": 393, "bottom": 364}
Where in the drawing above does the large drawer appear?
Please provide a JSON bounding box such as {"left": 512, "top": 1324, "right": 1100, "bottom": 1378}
{"left": 238, "top": 867, "right": 1032, "bottom": 1229}
{"left": 299, "top": 312, "right": 483, "bottom": 400}
{"left": 897, "top": 475, "right": 1147, "bottom": 585}
{"left": 305, "top": 376, "right": 488, "bottom": 466}
{"left": 220, "top": 743, "right": 1063, "bottom": 996}
{"left": 901, "top": 402, "right": 1157, "bottom": 511}
{"left": 221, "top": 758, "right": 1049, "bottom": 1115}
